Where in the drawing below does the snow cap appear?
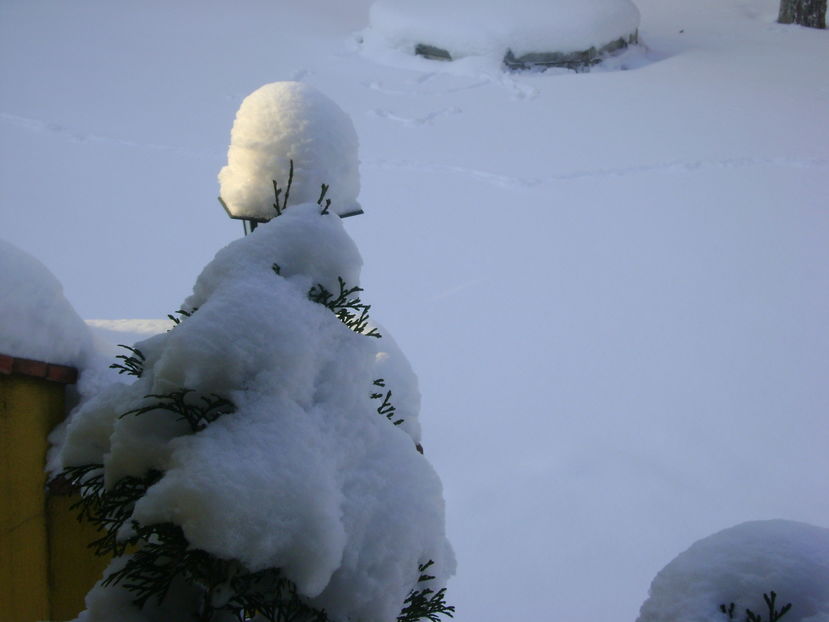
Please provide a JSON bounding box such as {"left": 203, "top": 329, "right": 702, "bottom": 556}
{"left": 219, "top": 82, "right": 361, "bottom": 221}
{"left": 0, "top": 238, "right": 93, "bottom": 368}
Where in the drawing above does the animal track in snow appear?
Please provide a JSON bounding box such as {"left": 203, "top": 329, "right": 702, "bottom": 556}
{"left": 363, "top": 158, "right": 541, "bottom": 190}
{"left": 368, "top": 106, "right": 462, "bottom": 127}
{"left": 363, "top": 76, "right": 490, "bottom": 97}
{"left": 0, "top": 112, "right": 210, "bottom": 159}
{"left": 364, "top": 155, "right": 829, "bottom": 191}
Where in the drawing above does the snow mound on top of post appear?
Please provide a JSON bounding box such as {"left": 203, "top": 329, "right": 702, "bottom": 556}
{"left": 218, "top": 82, "right": 361, "bottom": 221}
{"left": 636, "top": 520, "right": 829, "bottom": 622}
{"left": 366, "top": 0, "right": 641, "bottom": 60}
{"left": 0, "top": 238, "right": 93, "bottom": 368}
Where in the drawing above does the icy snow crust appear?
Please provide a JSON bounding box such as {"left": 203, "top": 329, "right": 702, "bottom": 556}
{"left": 0, "top": 238, "right": 93, "bottom": 367}
{"left": 219, "top": 82, "right": 361, "bottom": 221}
{"left": 61, "top": 204, "right": 453, "bottom": 622}
{"left": 367, "top": 0, "right": 641, "bottom": 59}
{"left": 637, "top": 520, "right": 829, "bottom": 622}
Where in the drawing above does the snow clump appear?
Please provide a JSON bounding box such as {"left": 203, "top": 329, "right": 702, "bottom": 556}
{"left": 366, "top": 0, "right": 641, "bottom": 61}
{"left": 636, "top": 520, "right": 829, "bottom": 622}
{"left": 61, "top": 204, "right": 453, "bottom": 622}
{"left": 218, "top": 82, "right": 361, "bottom": 221}
{"left": 0, "top": 238, "right": 93, "bottom": 368}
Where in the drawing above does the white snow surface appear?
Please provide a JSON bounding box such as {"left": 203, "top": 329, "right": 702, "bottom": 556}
{"left": 219, "top": 82, "right": 361, "bottom": 220}
{"left": 366, "top": 0, "right": 641, "bottom": 59}
{"left": 61, "top": 204, "right": 452, "bottom": 622}
{"left": 3, "top": 1, "right": 829, "bottom": 621}
{"left": 0, "top": 238, "right": 93, "bottom": 367}
{"left": 637, "top": 520, "right": 829, "bottom": 622}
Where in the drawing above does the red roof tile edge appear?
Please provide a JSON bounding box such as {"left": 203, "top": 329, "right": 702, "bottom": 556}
{"left": 0, "top": 352, "right": 78, "bottom": 385}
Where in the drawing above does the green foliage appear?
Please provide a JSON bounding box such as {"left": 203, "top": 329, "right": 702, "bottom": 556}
{"left": 110, "top": 345, "right": 146, "bottom": 377}
{"left": 121, "top": 389, "right": 235, "bottom": 433}
{"left": 272, "top": 160, "right": 294, "bottom": 217}
{"left": 317, "top": 183, "right": 332, "bottom": 215}
{"left": 308, "top": 277, "right": 381, "bottom": 338}
{"left": 397, "top": 561, "right": 455, "bottom": 622}
{"left": 271, "top": 160, "right": 332, "bottom": 217}
{"left": 720, "top": 591, "right": 793, "bottom": 622}
{"left": 103, "top": 522, "right": 330, "bottom": 622}
{"left": 168, "top": 307, "right": 197, "bottom": 326}
{"left": 63, "top": 463, "right": 161, "bottom": 557}
{"left": 371, "top": 379, "right": 404, "bottom": 426}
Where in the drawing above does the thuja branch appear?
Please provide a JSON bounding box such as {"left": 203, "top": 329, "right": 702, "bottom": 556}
{"left": 397, "top": 561, "right": 455, "bottom": 622}
{"left": 720, "top": 591, "right": 793, "bottom": 622}
{"left": 272, "top": 160, "right": 295, "bottom": 216}
{"left": 63, "top": 464, "right": 162, "bottom": 557}
{"left": 103, "top": 522, "right": 330, "bottom": 622}
{"left": 110, "top": 345, "right": 146, "bottom": 377}
{"left": 168, "top": 307, "right": 197, "bottom": 326}
{"left": 308, "top": 277, "right": 381, "bottom": 338}
{"left": 121, "top": 390, "right": 235, "bottom": 433}
{"left": 371, "top": 379, "right": 403, "bottom": 425}
{"left": 317, "top": 183, "right": 332, "bottom": 215}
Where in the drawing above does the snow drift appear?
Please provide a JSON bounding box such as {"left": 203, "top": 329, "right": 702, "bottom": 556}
{"left": 366, "top": 0, "right": 641, "bottom": 63}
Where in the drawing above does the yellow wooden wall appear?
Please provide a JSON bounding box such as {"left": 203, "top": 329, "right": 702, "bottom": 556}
{"left": 0, "top": 373, "right": 108, "bottom": 622}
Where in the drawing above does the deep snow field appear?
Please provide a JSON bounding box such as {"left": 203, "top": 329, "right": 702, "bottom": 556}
{"left": 1, "top": 1, "right": 828, "bottom": 620}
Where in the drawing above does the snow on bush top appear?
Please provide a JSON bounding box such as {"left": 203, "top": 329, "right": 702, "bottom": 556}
{"left": 367, "top": 0, "right": 641, "bottom": 59}
{"left": 61, "top": 204, "right": 452, "bottom": 622}
{"left": 219, "top": 82, "right": 361, "bottom": 221}
{"left": 636, "top": 520, "right": 829, "bottom": 622}
{"left": 0, "top": 238, "right": 93, "bottom": 367}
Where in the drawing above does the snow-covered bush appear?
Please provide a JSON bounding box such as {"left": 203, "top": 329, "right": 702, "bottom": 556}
{"left": 58, "top": 81, "right": 453, "bottom": 622}
{"left": 636, "top": 520, "right": 829, "bottom": 622}
{"left": 364, "top": 0, "right": 641, "bottom": 70}
{"left": 219, "top": 82, "right": 361, "bottom": 221}
{"left": 60, "top": 195, "right": 453, "bottom": 621}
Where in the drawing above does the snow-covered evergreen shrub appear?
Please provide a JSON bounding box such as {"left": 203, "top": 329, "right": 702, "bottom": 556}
{"left": 59, "top": 198, "right": 454, "bottom": 621}
{"left": 636, "top": 520, "right": 829, "bottom": 622}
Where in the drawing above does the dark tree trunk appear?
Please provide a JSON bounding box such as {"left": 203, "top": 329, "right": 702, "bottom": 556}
{"left": 778, "top": 0, "right": 827, "bottom": 28}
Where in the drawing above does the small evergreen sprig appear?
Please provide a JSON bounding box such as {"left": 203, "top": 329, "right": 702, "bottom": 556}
{"left": 63, "top": 463, "right": 162, "bottom": 557}
{"left": 398, "top": 561, "right": 455, "bottom": 622}
{"left": 272, "top": 160, "right": 294, "bottom": 217}
{"left": 317, "top": 183, "right": 332, "bottom": 215}
{"left": 168, "top": 307, "right": 197, "bottom": 326}
{"left": 720, "top": 591, "right": 793, "bottom": 622}
{"left": 371, "top": 379, "right": 403, "bottom": 426}
{"left": 110, "top": 345, "right": 146, "bottom": 377}
{"left": 308, "top": 277, "right": 381, "bottom": 338}
{"left": 121, "top": 390, "right": 235, "bottom": 433}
